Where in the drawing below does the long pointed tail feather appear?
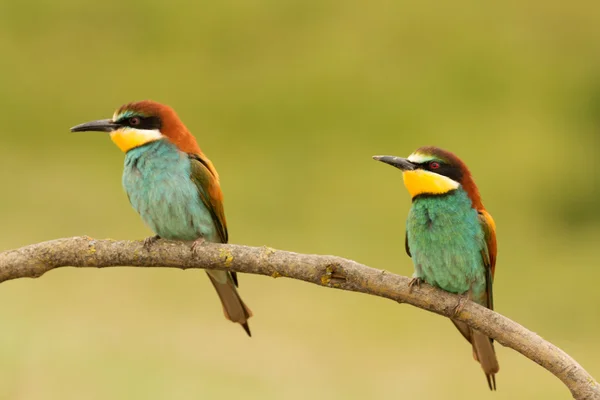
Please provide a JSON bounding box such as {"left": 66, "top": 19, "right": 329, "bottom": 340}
{"left": 472, "top": 330, "right": 499, "bottom": 390}
{"left": 206, "top": 270, "right": 253, "bottom": 336}
{"left": 451, "top": 319, "right": 499, "bottom": 390}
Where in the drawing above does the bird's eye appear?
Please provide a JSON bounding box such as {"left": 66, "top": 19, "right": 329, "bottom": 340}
{"left": 129, "top": 117, "right": 141, "bottom": 126}
{"left": 429, "top": 161, "right": 440, "bottom": 169}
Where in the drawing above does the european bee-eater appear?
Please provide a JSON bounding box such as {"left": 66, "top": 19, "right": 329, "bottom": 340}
{"left": 71, "top": 100, "right": 252, "bottom": 335}
{"left": 373, "top": 146, "right": 499, "bottom": 390}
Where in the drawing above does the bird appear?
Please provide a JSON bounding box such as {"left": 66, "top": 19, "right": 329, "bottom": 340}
{"left": 70, "top": 100, "right": 253, "bottom": 336}
{"left": 373, "top": 146, "right": 499, "bottom": 390}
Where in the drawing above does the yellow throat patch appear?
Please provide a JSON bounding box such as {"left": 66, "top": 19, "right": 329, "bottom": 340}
{"left": 402, "top": 169, "right": 460, "bottom": 198}
{"left": 110, "top": 128, "right": 163, "bottom": 152}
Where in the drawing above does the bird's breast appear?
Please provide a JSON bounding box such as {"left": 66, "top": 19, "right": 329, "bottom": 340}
{"left": 406, "top": 190, "right": 487, "bottom": 297}
{"left": 121, "top": 141, "right": 218, "bottom": 241}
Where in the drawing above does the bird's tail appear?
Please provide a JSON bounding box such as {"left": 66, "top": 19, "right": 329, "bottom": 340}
{"left": 206, "top": 270, "right": 253, "bottom": 336}
{"left": 451, "top": 320, "right": 499, "bottom": 390}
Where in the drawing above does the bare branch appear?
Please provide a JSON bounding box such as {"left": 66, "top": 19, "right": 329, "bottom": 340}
{"left": 0, "top": 236, "right": 598, "bottom": 399}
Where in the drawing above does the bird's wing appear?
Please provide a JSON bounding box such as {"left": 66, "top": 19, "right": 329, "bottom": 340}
{"left": 473, "top": 208, "right": 500, "bottom": 386}
{"left": 189, "top": 153, "right": 238, "bottom": 287}
{"left": 478, "top": 209, "right": 497, "bottom": 310}
{"left": 188, "top": 153, "right": 228, "bottom": 244}
{"left": 452, "top": 208, "right": 498, "bottom": 342}
{"left": 405, "top": 231, "right": 411, "bottom": 257}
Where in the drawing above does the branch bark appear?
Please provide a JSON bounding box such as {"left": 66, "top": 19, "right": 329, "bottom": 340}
{"left": 0, "top": 236, "right": 598, "bottom": 399}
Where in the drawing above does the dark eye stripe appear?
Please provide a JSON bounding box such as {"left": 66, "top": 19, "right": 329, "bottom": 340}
{"left": 416, "top": 161, "right": 462, "bottom": 182}
{"left": 119, "top": 115, "right": 162, "bottom": 130}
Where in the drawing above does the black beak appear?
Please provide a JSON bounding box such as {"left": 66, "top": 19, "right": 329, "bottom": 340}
{"left": 372, "top": 155, "right": 416, "bottom": 171}
{"left": 70, "top": 119, "right": 121, "bottom": 133}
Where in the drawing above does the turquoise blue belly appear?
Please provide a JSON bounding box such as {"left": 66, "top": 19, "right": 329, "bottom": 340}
{"left": 121, "top": 139, "right": 218, "bottom": 242}
{"left": 406, "top": 189, "right": 487, "bottom": 302}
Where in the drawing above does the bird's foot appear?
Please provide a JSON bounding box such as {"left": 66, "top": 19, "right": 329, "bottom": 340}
{"left": 191, "top": 238, "right": 206, "bottom": 256}
{"left": 408, "top": 277, "right": 423, "bottom": 293}
{"left": 143, "top": 235, "right": 161, "bottom": 251}
{"left": 452, "top": 294, "right": 470, "bottom": 317}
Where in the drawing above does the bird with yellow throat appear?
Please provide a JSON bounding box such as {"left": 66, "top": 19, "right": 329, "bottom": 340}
{"left": 71, "top": 100, "right": 253, "bottom": 335}
{"left": 374, "top": 146, "right": 499, "bottom": 390}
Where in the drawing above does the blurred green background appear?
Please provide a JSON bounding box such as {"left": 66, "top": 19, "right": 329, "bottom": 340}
{"left": 1, "top": 0, "right": 599, "bottom": 399}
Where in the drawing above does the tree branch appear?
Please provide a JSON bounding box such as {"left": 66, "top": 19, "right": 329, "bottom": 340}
{"left": 0, "top": 236, "right": 598, "bottom": 399}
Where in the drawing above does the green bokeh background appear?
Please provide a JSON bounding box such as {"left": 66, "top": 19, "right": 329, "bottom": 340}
{"left": 1, "top": 1, "right": 599, "bottom": 399}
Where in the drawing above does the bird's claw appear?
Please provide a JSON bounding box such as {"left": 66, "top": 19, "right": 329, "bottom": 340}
{"left": 143, "top": 235, "right": 161, "bottom": 251}
{"left": 408, "top": 277, "right": 423, "bottom": 293}
{"left": 191, "top": 238, "right": 206, "bottom": 256}
{"left": 452, "top": 294, "right": 470, "bottom": 317}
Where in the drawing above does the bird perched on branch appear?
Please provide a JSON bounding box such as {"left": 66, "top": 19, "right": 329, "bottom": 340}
{"left": 71, "top": 100, "right": 252, "bottom": 335}
{"left": 373, "top": 146, "right": 499, "bottom": 390}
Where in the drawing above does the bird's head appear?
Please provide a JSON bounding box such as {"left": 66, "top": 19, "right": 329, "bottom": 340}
{"left": 70, "top": 100, "right": 202, "bottom": 154}
{"left": 373, "top": 146, "right": 482, "bottom": 208}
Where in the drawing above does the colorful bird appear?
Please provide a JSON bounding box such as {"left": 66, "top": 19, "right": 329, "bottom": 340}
{"left": 71, "top": 100, "right": 253, "bottom": 335}
{"left": 373, "top": 146, "right": 499, "bottom": 390}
